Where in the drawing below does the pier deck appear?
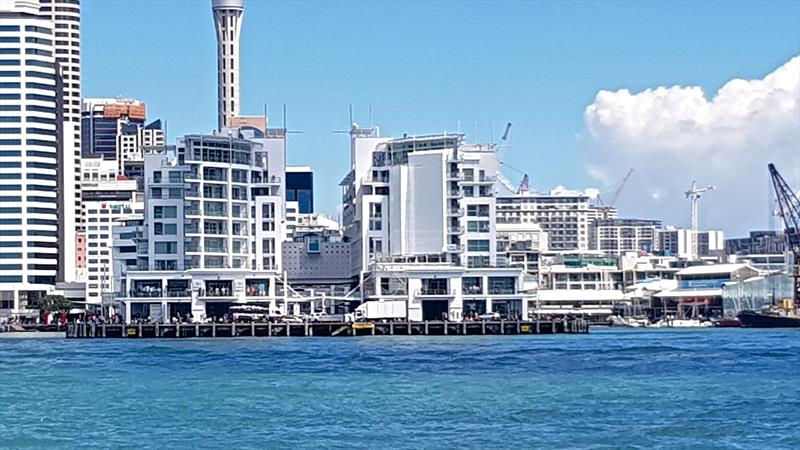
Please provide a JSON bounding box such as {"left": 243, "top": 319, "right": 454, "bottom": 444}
{"left": 66, "top": 319, "right": 589, "bottom": 339}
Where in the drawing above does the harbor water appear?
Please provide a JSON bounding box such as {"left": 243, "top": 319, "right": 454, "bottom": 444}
{"left": 1, "top": 329, "right": 798, "bottom": 449}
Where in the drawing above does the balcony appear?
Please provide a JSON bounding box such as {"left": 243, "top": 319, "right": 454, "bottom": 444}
{"left": 447, "top": 171, "right": 463, "bottom": 181}
{"left": 416, "top": 288, "right": 456, "bottom": 297}
{"left": 448, "top": 189, "right": 463, "bottom": 199}
{"left": 447, "top": 207, "right": 464, "bottom": 217}
{"left": 447, "top": 225, "right": 464, "bottom": 234}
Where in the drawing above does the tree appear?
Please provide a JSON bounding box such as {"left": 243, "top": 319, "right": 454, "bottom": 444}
{"left": 40, "top": 294, "right": 72, "bottom": 312}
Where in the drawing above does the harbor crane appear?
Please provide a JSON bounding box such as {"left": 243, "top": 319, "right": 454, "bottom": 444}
{"left": 768, "top": 163, "right": 800, "bottom": 303}
{"left": 685, "top": 181, "right": 716, "bottom": 260}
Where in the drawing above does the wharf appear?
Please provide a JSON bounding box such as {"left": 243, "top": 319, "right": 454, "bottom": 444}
{"left": 66, "top": 319, "right": 589, "bottom": 339}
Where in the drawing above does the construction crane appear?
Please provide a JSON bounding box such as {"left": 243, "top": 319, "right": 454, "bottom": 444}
{"left": 685, "top": 180, "right": 716, "bottom": 260}
{"left": 494, "top": 122, "right": 530, "bottom": 194}
{"left": 596, "top": 169, "right": 634, "bottom": 219}
{"left": 768, "top": 163, "right": 800, "bottom": 303}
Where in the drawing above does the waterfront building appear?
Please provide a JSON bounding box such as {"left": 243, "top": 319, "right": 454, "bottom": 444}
{"left": 656, "top": 227, "right": 724, "bottom": 259}
{"left": 0, "top": 0, "right": 60, "bottom": 318}
{"left": 589, "top": 218, "right": 662, "bottom": 257}
{"left": 80, "top": 157, "right": 143, "bottom": 311}
{"left": 212, "top": 0, "right": 243, "bottom": 129}
{"left": 286, "top": 166, "right": 313, "bottom": 214}
{"left": 81, "top": 98, "right": 165, "bottom": 176}
{"left": 654, "top": 263, "right": 760, "bottom": 319}
{"left": 496, "top": 189, "right": 614, "bottom": 251}
{"left": 38, "top": 0, "right": 82, "bottom": 286}
{"left": 115, "top": 128, "right": 289, "bottom": 322}
{"left": 341, "top": 125, "right": 527, "bottom": 320}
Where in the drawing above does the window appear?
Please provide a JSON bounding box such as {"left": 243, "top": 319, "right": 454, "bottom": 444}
{"left": 467, "top": 221, "right": 490, "bottom": 233}
{"left": 467, "top": 240, "right": 490, "bottom": 252}
{"left": 154, "top": 241, "right": 178, "bottom": 254}
{"left": 153, "top": 205, "right": 177, "bottom": 219}
{"left": 467, "top": 204, "right": 490, "bottom": 217}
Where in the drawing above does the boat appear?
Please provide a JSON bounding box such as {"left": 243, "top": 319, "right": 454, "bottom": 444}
{"left": 712, "top": 317, "right": 742, "bottom": 328}
{"left": 737, "top": 300, "right": 800, "bottom": 328}
{"left": 608, "top": 315, "right": 650, "bottom": 328}
{"left": 650, "top": 317, "right": 713, "bottom": 328}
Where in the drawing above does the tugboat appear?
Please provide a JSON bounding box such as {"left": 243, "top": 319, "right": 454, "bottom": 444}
{"left": 738, "top": 299, "right": 800, "bottom": 328}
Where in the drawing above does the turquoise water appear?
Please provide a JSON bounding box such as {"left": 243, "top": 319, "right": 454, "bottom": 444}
{"left": 1, "top": 329, "right": 798, "bottom": 449}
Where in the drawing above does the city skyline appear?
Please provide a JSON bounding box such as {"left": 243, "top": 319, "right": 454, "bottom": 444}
{"left": 81, "top": 0, "right": 800, "bottom": 236}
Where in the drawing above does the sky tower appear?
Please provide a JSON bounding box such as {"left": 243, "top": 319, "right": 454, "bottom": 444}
{"left": 212, "top": 0, "right": 244, "bottom": 130}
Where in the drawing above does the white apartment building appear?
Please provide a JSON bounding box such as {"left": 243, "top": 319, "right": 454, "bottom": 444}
{"left": 116, "top": 129, "right": 289, "bottom": 322}
{"left": 0, "top": 1, "right": 60, "bottom": 318}
{"left": 589, "top": 218, "right": 661, "bottom": 257}
{"left": 496, "top": 189, "right": 614, "bottom": 251}
{"left": 341, "top": 126, "right": 527, "bottom": 321}
{"left": 80, "top": 157, "right": 143, "bottom": 311}
{"left": 657, "top": 227, "right": 724, "bottom": 259}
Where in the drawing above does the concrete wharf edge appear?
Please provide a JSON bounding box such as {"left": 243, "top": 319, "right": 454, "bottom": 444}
{"left": 65, "top": 320, "right": 589, "bottom": 339}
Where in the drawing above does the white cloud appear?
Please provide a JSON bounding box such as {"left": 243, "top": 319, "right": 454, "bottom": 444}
{"left": 583, "top": 56, "right": 800, "bottom": 235}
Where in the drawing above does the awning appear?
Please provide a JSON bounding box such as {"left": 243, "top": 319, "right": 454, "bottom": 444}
{"left": 653, "top": 288, "right": 722, "bottom": 298}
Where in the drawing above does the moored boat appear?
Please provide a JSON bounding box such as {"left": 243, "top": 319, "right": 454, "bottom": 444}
{"left": 737, "top": 310, "right": 800, "bottom": 328}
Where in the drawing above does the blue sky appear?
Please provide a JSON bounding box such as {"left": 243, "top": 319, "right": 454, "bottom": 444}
{"left": 82, "top": 1, "right": 800, "bottom": 234}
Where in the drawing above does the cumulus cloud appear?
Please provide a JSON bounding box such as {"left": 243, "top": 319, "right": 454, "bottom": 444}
{"left": 583, "top": 56, "right": 800, "bottom": 236}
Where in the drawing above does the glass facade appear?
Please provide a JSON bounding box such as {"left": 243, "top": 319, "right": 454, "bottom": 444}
{"left": 286, "top": 171, "right": 313, "bottom": 213}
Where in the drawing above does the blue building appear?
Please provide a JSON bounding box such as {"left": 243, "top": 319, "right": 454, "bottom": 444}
{"left": 286, "top": 166, "right": 314, "bottom": 214}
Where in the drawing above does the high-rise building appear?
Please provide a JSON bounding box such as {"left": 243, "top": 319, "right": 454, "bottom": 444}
{"left": 38, "top": 0, "right": 82, "bottom": 284}
{"left": 211, "top": 0, "right": 243, "bottom": 130}
{"left": 81, "top": 98, "right": 164, "bottom": 176}
{"left": 0, "top": 0, "right": 60, "bottom": 317}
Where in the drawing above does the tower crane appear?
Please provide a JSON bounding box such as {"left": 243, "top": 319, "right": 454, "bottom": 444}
{"left": 597, "top": 169, "right": 634, "bottom": 219}
{"left": 685, "top": 181, "right": 716, "bottom": 260}
{"left": 494, "top": 122, "right": 530, "bottom": 194}
{"left": 768, "top": 163, "right": 800, "bottom": 303}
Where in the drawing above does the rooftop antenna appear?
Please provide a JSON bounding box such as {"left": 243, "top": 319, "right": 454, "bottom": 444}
{"left": 349, "top": 104, "right": 353, "bottom": 126}
{"left": 282, "top": 103, "right": 286, "bottom": 129}
{"left": 369, "top": 104, "right": 373, "bottom": 128}
{"left": 457, "top": 120, "right": 461, "bottom": 134}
